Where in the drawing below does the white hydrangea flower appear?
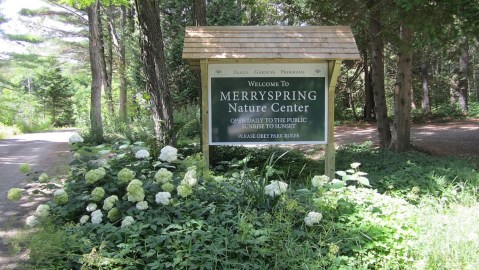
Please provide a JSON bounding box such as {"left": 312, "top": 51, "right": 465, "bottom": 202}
{"left": 264, "top": 180, "right": 288, "bottom": 197}
{"left": 97, "top": 159, "right": 109, "bottom": 167}
{"left": 155, "top": 192, "right": 171, "bottom": 205}
{"left": 80, "top": 215, "right": 90, "bottom": 224}
{"left": 177, "top": 185, "right": 193, "bottom": 198}
{"left": 304, "top": 211, "right": 323, "bottom": 226}
{"left": 98, "top": 149, "right": 111, "bottom": 155}
{"left": 38, "top": 173, "right": 49, "bottom": 183}
{"left": 53, "top": 189, "right": 69, "bottom": 205}
{"left": 35, "top": 204, "right": 50, "bottom": 218}
{"left": 26, "top": 215, "right": 39, "bottom": 227}
{"left": 135, "top": 149, "right": 150, "bottom": 159}
{"left": 91, "top": 187, "right": 105, "bottom": 202}
{"left": 121, "top": 216, "right": 135, "bottom": 227}
{"left": 85, "top": 167, "right": 106, "bottom": 184}
{"left": 127, "top": 179, "right": 145, "bottom": 202}
{"left": 117, "top": 168, "right": 135, "bottom": 184}
{"left": 136, "top": 201, "right": 148, "bottom": 210}
{"left": 311, "top": 175, "right": 329, "bottom": 188}
{"left": 181, "top": 166, "right": 197, "bottom": 187}
{"left": 7, "top": 188, "right": 22, "bottom": 201}
{"left": 86, "top": 203, "right": 98, "bottom": 212}
{"left": 350, "top": 162, "right": 361, "bottom": 169}
{"left": 68, "top": 133, "right": 84, "bottom": 145}
{"left": 154, "top": 168, "right": 173, "bottom": 184}
{"left": 91, "top": 210, "right": 103, "bottom": 224}
{"left": 103, "top": 195, "right": 118, "bottom": 211}
{"left": 119, "top": 144, "right": 130, "bottom": 150}
{"left": 159, "top": 146, "right": 178, "bottom": 162}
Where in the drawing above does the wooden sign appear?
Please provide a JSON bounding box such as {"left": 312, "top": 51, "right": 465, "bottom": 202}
{"left": 182, "top": 26, "right": 361, "bottom": 178}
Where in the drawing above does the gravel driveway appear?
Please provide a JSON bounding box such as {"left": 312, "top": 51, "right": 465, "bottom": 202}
{"left": 0, "top": 129, "right": 76, "bottom": 269}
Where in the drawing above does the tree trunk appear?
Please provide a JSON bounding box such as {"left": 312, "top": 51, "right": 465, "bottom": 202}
{"left": 135, "top": 0, "right": 175, "bottom": 146}
{"left": 389, "top": 23, "right": 413, "bottom": 152}
{"left": 362, "top": 50, "right": 375, "bottom": 121}
{"left": 104, "top": 5, "right": 114, "bottom": 117}
{"left": 368, "top": 0, "right": 390, "bottom": 148}
{"left": 192, "top": 0, "right": 207, "bottom": 149}
{"left": 118, "top": 5, "right": 128, "bottom": 122}
{"left": 192, "top": 0, "right": 207, "bottom": 26}
{"left": 458, "top": 40, "right": 469, "bottom": 113}
{"left": 87, "top": 0, "right": 104, "bottom": 144}
{"left": 420, "top": 55, "right": 430, "bottom": 113}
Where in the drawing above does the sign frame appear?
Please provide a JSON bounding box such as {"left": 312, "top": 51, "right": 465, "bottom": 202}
{"left": 207, "top": 63, "right": 329, "bottom": 145}
{"left": 200, "top": 59, "right": 342, "bottom": 178}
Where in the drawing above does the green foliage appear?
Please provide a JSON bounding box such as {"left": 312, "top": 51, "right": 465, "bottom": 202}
{"left": 23, "top": 222, "right": 88, "bottom": 269}
{"left": 211, "top": 145, "right": 322, "bottom": 181}
{"left": 21, "top": 142, "right": 422, "bottom": 269}
{"left": 19, "top": 163, "right": 32, "bottom": 174}
{"left": 207, "top": 0, "right": 242, "bottom": 25}
{"left": 5, "top": 34, "right": 44, "bottom": 44}
{"left": 336, "top": 142, "right": 479, "bottom": 200}
{"left": 411, "top": 203, "right": 479, "bottom": 269}
{"left": 0, "top": 122, "right": 21, "bottom": 139}
{"left": 467, "top": 101, "right": 479, "bottom": 117}
{"left": 35, "top": 63, "right": 75, "bottom": 126}
{"left": 0, "top": 88, "right": 51, "bottom": 132}
{"left": 173, "top": 104, "right": 200, "bottom": 144}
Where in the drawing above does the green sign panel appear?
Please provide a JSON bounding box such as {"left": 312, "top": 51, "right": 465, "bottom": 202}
{"left": 209, "top": 63, "right": 328, "bottom": 145}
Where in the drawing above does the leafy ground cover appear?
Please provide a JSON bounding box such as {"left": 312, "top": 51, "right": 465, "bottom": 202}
{"left": 6, "top": 135, "right": 479, "bottom": 269}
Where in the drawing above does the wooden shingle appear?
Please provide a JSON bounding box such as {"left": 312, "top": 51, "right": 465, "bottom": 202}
{"left": 182, "top": 26, "right": 361, "bottom": 67}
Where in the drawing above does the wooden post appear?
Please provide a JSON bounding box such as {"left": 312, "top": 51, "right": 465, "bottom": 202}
{"left": 200, "top": 59, "right": 209, "bottom": 165}
{"left": 325, "top": 60, "right": 342, "bottom": 179}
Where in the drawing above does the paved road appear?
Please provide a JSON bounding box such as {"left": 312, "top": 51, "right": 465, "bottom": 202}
{"left": 0, "top": 129, "right": 76, "bottom": 269}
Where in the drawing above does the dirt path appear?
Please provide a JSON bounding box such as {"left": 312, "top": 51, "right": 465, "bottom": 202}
{"left": 0, "top": 129, "right": 76, "bottom": 270}
{"left": 334, "top": 119, "right": 479, "bottom": 158}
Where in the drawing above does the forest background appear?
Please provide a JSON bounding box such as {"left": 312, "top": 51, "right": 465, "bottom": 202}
{"left": 2, "top": 1, "right": 479, "bottom": 269}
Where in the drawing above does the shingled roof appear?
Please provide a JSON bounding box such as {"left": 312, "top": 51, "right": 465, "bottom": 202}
{"left": 182, "top": 26, "right": 361, "bottom": 68}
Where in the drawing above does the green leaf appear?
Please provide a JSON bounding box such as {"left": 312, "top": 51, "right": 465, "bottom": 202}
{"left": 330, "top": 179, "right": 346, "bottom": 189}
{"left": 336, "top": 171, "right": 347, "bottom": 177}
{"left": 357, "top": 176, "right": 370, "bottom": 187}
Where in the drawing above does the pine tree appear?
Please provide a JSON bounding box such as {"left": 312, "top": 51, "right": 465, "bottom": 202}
{"left": 35, "top": 65, "right": 75, "bottom": 127}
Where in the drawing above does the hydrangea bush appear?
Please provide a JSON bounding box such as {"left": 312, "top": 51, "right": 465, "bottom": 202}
{"left": 26, "top": 143, "right": 417, "bottom": 270}
{"left": 7, "top": 188, "right": 22, "bottom": 201}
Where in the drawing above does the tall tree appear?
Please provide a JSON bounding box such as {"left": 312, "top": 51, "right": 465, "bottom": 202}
{"left": 35, "top": 64, "right": 75, "bottom": 126}
{"left": 87, "top": 0, "right": 106, "bottom": 143}
{"left": 419, "top": 52, "right": 431, "bottom": 113}
{"left": 118, "top": 5, "right": 128, "bottom": 122}
{"left": 104, "top": 3, "right": 115, "bottom": 116}
{"left": 389, "top": 22, "right": 413, "bottom": 151}
{"left": 135, "top": 0, "right": 174, "bottom": 146}
{"left": 192, "top": 0, "right": 207, "bottom": 26}
{"left": 368, "top": 0, "right": 390, "bottom": 148}
{"left": 458, "top": 40, "right": 469, "bottom": 113}
{"left": 362, "top": 50, "right": 376, "bottom": 121}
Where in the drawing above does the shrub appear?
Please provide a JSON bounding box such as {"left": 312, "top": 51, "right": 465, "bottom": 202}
{"left": 22, "top": 142, "right": 419, "bottom": 269}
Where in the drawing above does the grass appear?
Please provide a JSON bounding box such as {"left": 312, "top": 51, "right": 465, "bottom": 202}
{"left": 411, "top": 202, "right": 479, "bottom": 269}
{"left": 0, "top": 123, "right": 21, "bottom": 139}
